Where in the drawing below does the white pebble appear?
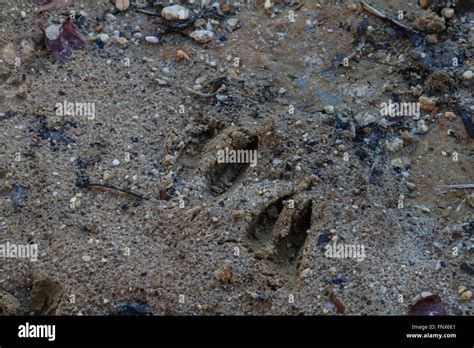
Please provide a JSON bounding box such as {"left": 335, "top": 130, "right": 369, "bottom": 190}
{"left": 145, "top": 35, "right": 159, "bottom": 44}
{"left": 112, "top": 159, "right": 120, "bottom": 166}
{"left": 462, "top": 70, "right": 472, "bottom": 80}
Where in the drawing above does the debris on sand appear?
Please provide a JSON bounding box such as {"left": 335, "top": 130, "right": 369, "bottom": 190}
{"left": 39, "top": 20, "right": 85, "bottom": 62}
{"left": 408, "top": 294, "right": 447, "bottom": 315}
{"left": 190, "top": 29, "right": 214, "bottom": 44}
{"left": 37, "top": 0, "right": 74, "bottom": 13}
{"left": 414, "top": 12, "right": 446, "bottom": 33}
{"left": 0, "top": 290, "right": 22, "bottom": 315}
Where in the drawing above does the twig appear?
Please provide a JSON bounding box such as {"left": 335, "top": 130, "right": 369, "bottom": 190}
{"left": 438, "top": 184, "right": 474, "bottom": 190}
{"left": 83, "top": 183, "right": 145, "bottom": 200}
{"left": 136, "top": 9, "right": 160, "bottom": 16}
{"left": 361, "top": 1, "right": 419, "bottom": 35}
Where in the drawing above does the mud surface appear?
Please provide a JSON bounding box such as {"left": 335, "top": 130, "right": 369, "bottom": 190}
{"left": 0, "top": 0, "right": 473, "bottom": 315}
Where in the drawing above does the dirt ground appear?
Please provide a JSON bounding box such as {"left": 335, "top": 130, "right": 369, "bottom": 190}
{"left": 0, "top": 0, "right": 473, "bottom": 315}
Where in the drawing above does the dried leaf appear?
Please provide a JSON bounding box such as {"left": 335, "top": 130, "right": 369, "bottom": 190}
{"left": 38, "top": 0, "right": 74, "bottom": 13}
{"left": 46, "top": 36, "right": 72, "bottom": 63}
{"left": 61, "top": 21, "right": 85, "bottom": 50}
{"left": 42, "top": 20, "right": 85, "bottom": 63}
{"left": 330, "top": 292, "right": 345, "bottom": 314}
{"left": 408, "top": 295, "right": 448, "bottom": 316}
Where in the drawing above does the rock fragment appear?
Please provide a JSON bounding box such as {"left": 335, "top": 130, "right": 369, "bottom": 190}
{"left": 0, "top": 290, "right": 22, "bottom": 315}
{"left": 190, "top": 30, "right": 214, "bottom": 44}
{"left": 162, "top": 5, "right": 190, "bottom": 21}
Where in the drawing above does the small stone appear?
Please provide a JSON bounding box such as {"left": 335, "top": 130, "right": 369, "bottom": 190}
{"left": 441, "top": 8, "right": 454, "bottom": 19}
{"left": 458, "top": 285, "right": 467, "bottom": 295}
{"left": 82, "top": 255, "right": 92, "bottom": 262}
{"left": 162, "top": 5, "right": 190, "bottom": 21}
{"left": 112, "top": 159, "right": 120, "bottom": 166}
{"left": 115, "top": 0, "right": 130, "bottom": 12}
{"left": 419, "top": 95, "right": 436, "bottom": 112}
{"left": 220, "top": 2, "right": 232, "bottom": 14}
{"left": 324, "top": 105, "right": 335, "bottom": 114}
{"left": 20, "top": 10, "right": 27, "bottom": 18}
{"left": 227, "top": 18, "right": 239, "bottom": 29}
{"left": 176, "top": 49, "right": 190, "bottom": 61}
{"left": 348, "top": 3, "right": 358, "bottom": 11}
{"left": 385, "top": 137, "right": 404, "bottom": 152}
{"left": 103, "top": 171, "right": 111, "bottom": 181}
{"left": 97, "top": 33, "right": 109, "bottom": 43}
{"left": 419, "top": 0, "right": 431, "bottom": 9}
{"left": 301, "top": 268, "right": 312, "bottom": 278}
{"left": 426, "top": 34, "right": 438, "bottom": 44}
{"left": 421, "top": 291, "right": 433, "bottom": 298}
{"left": 414, "top": 12, "right": 446, "bottom": 33}
{"left": 145, "top": 35, "right": 159, "bottom": 44}
{"left": 390, "top": 158, "right": 404, "bottom": 168}
{"left": 462, "top": 70, "right": 472, "bottom": 80}
{"left": 444, "top": 111, "right": 457, "bottom": 120}
{"left": 214, "top": 263, "right": 232, "bottom": 284}
{"left": 416, "top": 119, "right": 429, "bottom": 134}
{"left": 116, "top": 37, "right": 128, "bottom": 45}
{"left": 45, "top": 24, "right": 61, "bottom": 41}
{"left": 460, "top": 290, "right": 472, "bottom": 301}
{"left": 105, "top": 13, "right": 117, "bottom": 21}
{"left": 190, "top": 30, "right": 214, "bottom": 44}
{"left": 194, "top": 18, "right": 206, "bottom": 28}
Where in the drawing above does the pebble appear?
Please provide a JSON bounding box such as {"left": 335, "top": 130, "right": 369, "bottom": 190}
{"left": 441, "top": 8, "right": 454, "bottom": 19}
{"left": 105, "top": 13, "right": 117, "bottom": 21}
{"left": 460, "top": 289, "right": 472, "bottom": 301}
{"left": 227, "top": 18, "right": 239, "bottom": 29}
{"left": 103, "top": 171, "right": 111, "bottom": 181}
{"left": 385, "top": 137, "right": 404, "bottom": 152}
{"left": 145, "top": 35, "right": 159, "bottom": 44}
{"left": 324, "top": 105, "right": 335, "bottom": 115}
{"left": 462, "top": 70, "right": 472, "bottom": 80}
{"left": 348, "top": 3, "right": 358, "bottom": 11}
{"left": 112, "top": 159, "right": 120, "bottom": 166}
{"left": 176, "top": 49, "right": 190, "bottom": 61}
{"left": 419, "top": 95, "right": 436, "bottom": 112}
{"left": 419, "top": 0, "right": 431, "bottom": 9}
{"left": 133, "top": 32, "right": 142, "bottom": 39}
{"left": 115, "top": 0, "right": 130, "bottom": 12}
{"left": 82, "top": 255, "right": 92, "bottom": 262}
{"left": 20, "top": 11, "right": 26, "bottom": 18}
{"left": 426, "top": 34, "right": 438, "bottom": 44}
{"left": 390, "top": 158, "right": 404, "bottom": 169}
{"left": 162, "top": 5, "right": 190, "bottom": 21}
{"left": 45, "top": 24, "right": 61, "bottom": 41}
{"left": 190, "top": 30, "right": 214, "bottom": 44}
{"left": 416, "top": 119, "right": 429, "bottom": 134}
{"left": 97, "top": 33, "right": 110, "bottom": 43}
{"left": 116, "top": 37, "right": 128, "bottom": 45}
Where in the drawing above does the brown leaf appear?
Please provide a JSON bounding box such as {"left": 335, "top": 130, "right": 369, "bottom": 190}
{"left": 61, "top": 21, "right": 85, "bottom": 50}
{"left": 408, "top": 295, "right": 448, "bottom": 316}
{"left": 42, "top": 20, "right": 85, "bottom": 63}
{"left": 330, "top": 292, "right": 345, "bottom": 314}
{"left": 38, "top": 0, "right": 74, "bottom": 13}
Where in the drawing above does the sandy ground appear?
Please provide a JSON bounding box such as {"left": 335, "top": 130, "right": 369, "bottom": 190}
{"left": 0, "top": 0, "right": 473, "bottom": 315}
